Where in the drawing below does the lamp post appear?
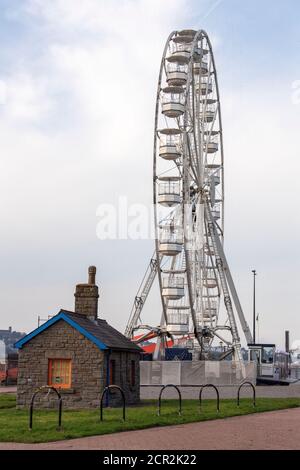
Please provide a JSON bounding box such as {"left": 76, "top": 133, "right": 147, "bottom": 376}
{"left": 252, "top": 270, "right": 257, "bottom": 344}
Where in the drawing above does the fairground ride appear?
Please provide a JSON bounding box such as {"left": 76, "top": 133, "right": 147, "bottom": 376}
{"left": 125, "top": 29, "right": 253, "bottom": 362}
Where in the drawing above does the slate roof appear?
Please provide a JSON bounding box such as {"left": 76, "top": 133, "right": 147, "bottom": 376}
{"left": 62, "top": 310, "right": 141, "bottom": 352}
{"left": 15, "top": 309, "right": 141, "bottom": 353}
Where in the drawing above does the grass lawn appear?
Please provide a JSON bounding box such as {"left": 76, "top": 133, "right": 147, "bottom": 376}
{"left": 0, "top": 394, "right": 299, "bottom": 443}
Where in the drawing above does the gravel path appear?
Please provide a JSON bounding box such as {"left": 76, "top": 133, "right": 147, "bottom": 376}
{"left": 0, "top": 408, "right": 299, "bottom": 450}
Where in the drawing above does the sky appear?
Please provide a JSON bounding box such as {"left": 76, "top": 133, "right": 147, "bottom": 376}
{"left": 0, "top": 0, "right": 299, "bottom": 349}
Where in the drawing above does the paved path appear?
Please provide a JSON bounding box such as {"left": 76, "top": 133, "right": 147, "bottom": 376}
{"left": 1, "top": 383, "right": 299, "bottom": 398}
{"left": 0, "top": 386, "right": 17, "bottom": 394}
{"left": 0, "top": 408, "right": 299, "bottom": 450}
{"left": 141, "top": 383, "right": 300, "bottom": 399}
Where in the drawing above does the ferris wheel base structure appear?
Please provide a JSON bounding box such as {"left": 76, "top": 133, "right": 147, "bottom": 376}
{"left": 125, "top": 29, "right": 252, "bottom": 363}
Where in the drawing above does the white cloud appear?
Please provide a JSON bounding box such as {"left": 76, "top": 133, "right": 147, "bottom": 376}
{"left": 0, "top": 80, "right": 7, "bottom": 105}
{"left": 2, "top": 73, "right": 53, "bottom": 121}
{"left": 221, "top": 82, "right": 300, "bottom": 347}
{"left": 0, "top": 0, "right": 191, "bottom": 333}
{"left": 24, "top": 0, "right": 187, "bottom": 35}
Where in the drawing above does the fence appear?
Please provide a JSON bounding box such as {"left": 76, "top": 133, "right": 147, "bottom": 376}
{"left": 140, "top": 361, "right": 257, "bottom": 386}
{"left": 290, "top": 365, "right": 300, "bottom": 380}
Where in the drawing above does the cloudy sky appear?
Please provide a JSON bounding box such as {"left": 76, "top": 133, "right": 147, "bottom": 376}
{"left": 0, "top": 0, "right": 299, "bottom": 349}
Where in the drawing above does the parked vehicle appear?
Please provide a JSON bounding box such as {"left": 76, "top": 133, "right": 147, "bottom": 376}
{"left": 0, "top": 341, "right": 18, "bottom": 385}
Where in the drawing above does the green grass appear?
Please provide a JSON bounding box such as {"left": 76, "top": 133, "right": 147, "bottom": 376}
{"left": 0, "top": 394, "right": 16, "bottom": 410}
{"left": 0, "top": 394, "right": 299, "bottom": 443}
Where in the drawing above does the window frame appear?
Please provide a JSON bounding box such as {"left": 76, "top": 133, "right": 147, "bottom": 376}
{"left": 109, "top": 359, "right": 116, "bottom": 385}
{"left": 48, "top": 358, "right": 72, "bottom": 389}
{"left": 130, "top": 360, "right": 136, "bottom": 387}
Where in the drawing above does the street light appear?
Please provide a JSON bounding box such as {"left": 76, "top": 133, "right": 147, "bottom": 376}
{"left": 252, "top": 270, "right": 257, "bottom": 344}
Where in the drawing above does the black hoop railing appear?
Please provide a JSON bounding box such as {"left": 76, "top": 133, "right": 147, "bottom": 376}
{"left": 100, "top": 385, "right": 126, "bottom": 421}
{"left": 157, "top": 384, "right": 182, "bottom": 416}
{"left": 237, "top": 381, "right": 256, "bottom": 407}
{"left": 199, "top": 384, "right": 220, "bottom": 412}
{"left": 29, "top": 385, "right": 62, "bottom": 430}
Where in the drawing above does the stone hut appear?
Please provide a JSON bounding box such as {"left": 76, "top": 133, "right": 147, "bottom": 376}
{"left": 15, "top": 267, "right": 141, "bottom": 408}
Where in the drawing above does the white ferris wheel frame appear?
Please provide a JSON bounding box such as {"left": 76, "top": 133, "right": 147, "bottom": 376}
{"left": 126, "top": 30, "right": 252, "bottom": 362}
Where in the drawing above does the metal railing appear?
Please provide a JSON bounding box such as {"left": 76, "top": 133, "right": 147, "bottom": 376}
{"left": 160, "top": 226, "right": 183, "bottom": 244}
{"left": 199, "top": 384, "right": 220, "bottom": 412}
{"left": 162, "top": 95, "right": 185, "bottom": 105}
{"left": 158, "top": 182, "right": 180, "bottom": 195}
{"left": 162, "top": 276, "right": 184, "bottom": 289}
{"left": 159, "top": 136, "right": 181, "bottom": 147}
{"left": 203, "top": 300, "right": 218, "bottom": 310}
{"left": 237, "top": 381, "right": 256, "bottom": 407}
{"left": 167, "top": 312, "right": 189, "bottom": 325}
{"left": 29, "top": 386, "right": 62, "bottom": 431}
{"left": 100, "top": 385, "right": 126, "bottom": 422}
{"left": 166, "top": 63, "right": 187, "bottom": 73}
{"left": 157, "top": 384, "right": 182, "bottom": 416}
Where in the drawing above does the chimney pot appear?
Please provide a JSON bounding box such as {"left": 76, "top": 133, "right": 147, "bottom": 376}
{"left": 88, "top": 266, "right": 96, "bottom": 285}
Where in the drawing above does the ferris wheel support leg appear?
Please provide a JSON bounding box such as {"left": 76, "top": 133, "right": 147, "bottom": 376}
{"left": 125, "top": 254, "right": 159, "bottom": 338}
{"left": 205, "top": 208, "right": 243, "bottom": 363}
{"left": 153, "top": 336, "right": 161, "bottom": 360}
{"left": 153, "top": 335, "right": 167, "bottom": 361}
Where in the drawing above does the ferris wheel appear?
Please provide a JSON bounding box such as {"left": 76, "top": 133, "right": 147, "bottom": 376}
{"left": 125, "top": 30, "right": 252, "bottom": 361}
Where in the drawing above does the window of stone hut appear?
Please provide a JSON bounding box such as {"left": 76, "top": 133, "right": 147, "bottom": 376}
{"left": 48, "top": 359, "right": 72, "bottom": 389}
{"left": 130, "top": 360, "right": 136, "bottom": 387}
{"left": 109, "top": 359, "right": 116, "bottom": 385}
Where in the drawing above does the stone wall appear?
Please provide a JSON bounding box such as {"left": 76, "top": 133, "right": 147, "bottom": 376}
{"left": 104, "top": 350, "right": 140, "bottom": 406}
{"left": 17, "top": 319, "right": 140, "bottom": 409}
{"left": 17, "top": 319, "right": 105, "bottom": 409}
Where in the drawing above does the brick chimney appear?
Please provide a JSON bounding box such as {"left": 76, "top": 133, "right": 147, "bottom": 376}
{"left": 74, "top": 266, "right": 99, "bottom": 320}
